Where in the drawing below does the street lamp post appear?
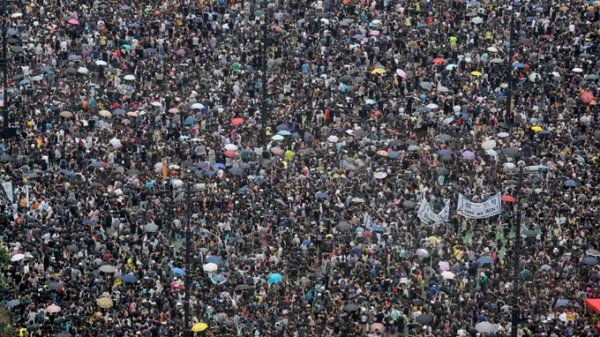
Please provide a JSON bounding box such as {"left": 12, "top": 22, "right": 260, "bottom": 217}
{"left": 1, "top": 10, "right": 8, "bottom": 136}
{"left": 505, "top": 5, "right": 515, "bottom": 125}
{"left": 511, "top": 164, "right": 523, "bottom": 337}
{"left": 260, "top": 22, "right": 268, "bottom": 147}
{"left": 183, "top": 181, "right": 193, "bottom": 337}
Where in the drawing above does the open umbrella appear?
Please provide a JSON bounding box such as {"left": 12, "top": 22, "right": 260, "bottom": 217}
{"left": 48, "top": 282, "right": 64, "bottom": 290}
{"left": 203, "top": 263, "right": 218, "bottom": 272}
{"left": 206, "top": 256, "right": 223, "bottom": 264}
{"left": 268, "top": 273, "right": 283, "bottom": 283}
{"left": 583, "top": 257, "right": 599, "bottom": 265}
{"left": 191, "top": 323, "right": 208, "bottom": 332}
{"left": 475, "top": 322, "right": 496, "bottom": 333}
{"left": 120, "top": 274, "right": 137, "bottom": 283}
{"left": 98, "top": 265, "right": 116, "bottom": 273}
{"left": 441, "top": 271, "right": 455, "bottom": 279}
{"left": 415, "top": 314, "right": 433, "bottom": 324}
{"left": 45, "top": 304, "right": 61, "bottom": 313}
{"left": 10, "top": 253, "right": 24, "bottom": 262}
{"left": 172, "top": 267, "right": 186, "bottom": 276}
{"left": 96, "top": 297, "right": 113, "bottom": 309}
{"left": 344, "top": 303, "right": 360, "bottom": 312}
{"left": 211, "top": 274, "right": 227, "bottom": 284}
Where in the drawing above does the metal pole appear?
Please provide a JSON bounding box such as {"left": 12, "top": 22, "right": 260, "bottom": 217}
{"left": 183, "top": 182, "right": 192, "bottom": 337}
{"left": 506, "top": 6, "right": 515, "bottom": 125}
{"left": 2, "top": 13, "right": 8, "bottom": 133}
{"left": 261, "top": 23, "right": 268, "bottom": 147}
{"left": 511, "top": 165, "right": 523, "bottom": 337}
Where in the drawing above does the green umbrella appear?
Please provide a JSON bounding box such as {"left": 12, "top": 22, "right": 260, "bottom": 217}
{"left": 232, "top": 62, "right": 240, "bottom": 72}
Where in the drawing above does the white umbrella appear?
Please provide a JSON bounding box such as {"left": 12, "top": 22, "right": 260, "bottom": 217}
{"left": 203, "top": 263, "right": 218, "bottom": 272}
{"left": 416, "top": 249, "right": 429, "bottom": 257}
{"left": 475, "top": 322, "right": 496, "bottom": 334}
{"left": 98, "top": 265, "right": 117, "bottom": 273}
{"left": 327, "top": 135, "right": 339, "bottom": 143}
{"left": 374, "top": 172, "right": 387, "bottom": 179}
{"left": 124, "top": 75, "right": 135, "bottom": 81}
{"left": 572, "top": 68, "right": 584, "bottom": 73}
{"left": 529, "top": 72, "right": 541, "bottom": 82}
{"left": 441, "top": 271, "right": 455, "bottom": 279}
{"left": 145, "top": 223, "right": 159, "bottom": 232}
{"left": 191, "top": 103, "right": 204, "bottom": 109}
{"left": 224, "top": 144, "right": 238, "bottom": 151}
{"left": 426, "top": 103, "right": 439, "bottom": 109}
{"left": 481, "top": 140, "right": 496, "bottom": 150}
{"left": 10, "top": 13, "right": 22, "bottom": 18}
{"left": 272, "top": 135, "right": 284, "bottom": 141}
{"left": 487, "top": 47, "right": 498, "bottom": 52}
{"left": 471, "top": 17, "right": 483, "bottom": 24}
{"left": 453, "top": 105, "right": 461, "bottom": 113}
{"left": 550, "top": 71, "right": 561, "bottom": 78}
{"left": 95, "top": 60, "right": 108, "bottom": 66}
{"left": 486, "top": 149, "right": 498, "bottom": 156}
{"left": 10, "top": 253, "right": 24, "bottom": 262}
{"left": 77, "top": 67, "right": 89, "bottom": 74}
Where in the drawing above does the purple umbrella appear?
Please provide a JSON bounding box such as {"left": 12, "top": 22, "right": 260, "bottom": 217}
{"left": 176, "top": 49, "right": 185, "bottom": 56}
{"left": 462, "top": 151, "right": 475, "bottom": 160}
{"left": 81, "top": 49, "right": 91, "bottom": 57}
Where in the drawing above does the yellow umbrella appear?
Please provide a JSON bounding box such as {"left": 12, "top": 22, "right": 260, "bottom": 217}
{"left": 470, "top": 71, "right": 483, "bottom": 77}
{"left": 96, "top": 297, "right": 113, "bottom": 309}
{"left": 531, "top": 126, "right": 543, "bottom": 132}
{"left": 376, "top": 150, "right": 389, "bottom": 157}
{"left": 371, "top": 68, "right": 386, "bottom": 75}
{"left": 191, "top": 323, "right": 208, "bottom": 332}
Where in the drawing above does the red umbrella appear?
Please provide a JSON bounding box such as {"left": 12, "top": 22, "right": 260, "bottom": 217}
{"left": 231, "top": 118, "right": 244, "bottom": 126}
{"left": 582, "top": 91, "right": 595, "bottom": 104}
{"left": 224, "top": 150, "right": 236, "bottom": 158}
{"left": 501, "top": 195, "right": 516, "bottom": 202}
{"left": 542, "top": 35, "right": 553, "bottom": 41}
{"left": 433, "top": 58, "right": 445, "bottom": 65}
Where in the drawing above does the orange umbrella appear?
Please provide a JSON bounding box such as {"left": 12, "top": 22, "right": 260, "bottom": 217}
{"left": 224, "top": 150, "right": 236, "bottom": 158}
{"left": 231, "top": 118, "right": 244, "bottom": 126}
{"left": 433, "top": 58, "right": 445, "bottom": 65}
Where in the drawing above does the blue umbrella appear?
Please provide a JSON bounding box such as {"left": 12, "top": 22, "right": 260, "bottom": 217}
{"left": 41, "top": 66, "right": 52, "bottom": 73}
{"left": 555, "top": 299, "right": 569, "bottom": 307}
{"left": 564, "top": 179, "right": 577, "bottom": 187}
{"left": 144, "top": 48, "right": 157, "bottom": 53}
{"left": 315, "top": 192, "right": 330, "bottom": 199}
{"left": 438, "top": 149, "right": 453, "bottom": 156}
{"left": 90, "top": 161, "right": 104, "bottom": 168}
{"left": 206, "top": 256, "right": 223, "bottom": 264}
{"left": 121, "top": 84, "right": 134, "bottom": 91}
{"left": 476, "top": 257, "right": 493, "bottom": 264}
{"left": 6, "top": 29, "right": 18, "bottom": 35}
{"left": 121, "top": 274, "right": 137, "bottom": 283}
{"left": 81, "top": 219, "right": 96, "bottom": 225}
{"left": 172, "top": 267, "right": 186, "bottom": 276}
{"left": 31, "top": 75, "right": 43, "bottom": 81}
{"left": 372, "top": 225, "right": 384, "bottom": 232}
{"left": 19, "top": 79, "right": 29, "bottom": 85}
{"left": 69, "top": 54, "right": 80, "bottom": 61}
{"left": 196, "top": 162, "right": 208, "bottom": 169}
{"left": 513, "top": 63, "right": 525, "bottom": 68}
{"left": 253, "top": 176, "right": 264, "bottom": 185}
{"left": 238, "top": 186, "right": 251, "bottom": 194}
{"left": 58, "top": 169, "right": 74, "bottom": 178}
{"left": 113, "top": 108, "right": 125, "bottom": 116}
{"left": 211, "top": 274, "right": 227, "bottom": 284}
{"left": 291, "top": 132, "right": 300, "bottom": 139}
{"left": 229, "top": 167, "right": 244, "bottom": 176}
{"left": 583, "top": 257, "right": 599, "bottom": 265}
{"left": 268, "top": 273, "right": 283, "bottom": 284}
{"left": 212, "top": 163, "right": 226, "bottom": 170}
{"left": 353, "top": 34, "right": 364, "bottom": 39}
{"left": 276, "top": 124, "right": 289, "bottom": 131}
{"left": 203, "top": 170, "right": 215, "bottom": 176}
{"left": 121, "top": 44, "right": 132, "bottom": 51}
{"left": 183, "top": 117, "right": 196, "bottom": 125}
{"left": 277, "top": 130, "right": 291, "bottom": 136}
{"left": 538, "top": 165, "right": 548, "bottom": 170}
{"left": 6, "top": 299, "right": 20, "bottom": 308}
{"left": 355, "top": 227, "right": 365, "bottom": 233}
{"left": 389, "top": 151, "right": 400, "bottom": 159}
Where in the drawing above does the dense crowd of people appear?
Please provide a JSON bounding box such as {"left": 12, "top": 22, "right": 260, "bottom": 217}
{"left": 1, "top": 0, "right": 600, "bottom": 336}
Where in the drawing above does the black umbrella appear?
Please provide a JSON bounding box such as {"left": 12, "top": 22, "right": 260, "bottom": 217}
{"left": 67, "top": 244, "right": 79, "bottom": 252}
{"left": 440, "top": 155, "right": 453, "bottom": 162}
{"left": 415, "top": 314, "right": 433, "bottom": 324}
{"left": 402, "top": 200, "right": 416, "bottom": 208}
{"left": 438, "top": 134, "right": 452, "bottom": 141}
{"left": 338, "top": 220, "right": 351, "bottom": 231}
{"left": 405, "top": 139, "right": 418, "bottom": 145}
{"left": 436, "top": 167, "right": 449, "bottom": 175}
{"left": 235, "top": 284, "right": 251, "bottom": 291}
{"left": 48, "top": 282, "right": 64, "bottom": 290}
{"left": 0, "top": 153, "right": 13, "bottom": 163}
{"left": 344, "top": 303, "right": 360, "bottom": 312}
{"left": 502, "top": 147, "right": 521, "bottom": 158}
{"left": 126, "top": 169, "right": 141, "bottom": 176}
{"left": 388, "top": 139, "right": 402, "bottom": 147}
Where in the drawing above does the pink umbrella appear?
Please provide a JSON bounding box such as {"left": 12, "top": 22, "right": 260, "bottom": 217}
{"left": 46, "top": 304, "right": 61, "bottom": 313}
{"left": 369, "top": 30, "right": 380, "bottom": 36}
{"left": 175, "top": 49, "right": 185, "bottom": 56}
{"left": 438, "top": 261, "right": 450, "bottom": 271}
{"left": 582, "top": 91, "right": 595, "bottom": 104}
{"left": 224, "top": 150, "right": 236, "bottom": 158}
{"left": 68, "top": 18, "right": 79, "bottom": 25}
{"left": 126, "top": 111, "right": 138, "bottom": 117}
{"left": 168, "top": 108, "right": 180, "bottom": 114}
{"left": 396, "top": 69, "right": 407, "bottom": 79}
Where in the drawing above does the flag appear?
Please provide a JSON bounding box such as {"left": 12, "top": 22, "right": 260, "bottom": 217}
{"left": 363, "top": 212, "right": 376, "bottom": 229}
{"left": 162, "top": 158, "right": 167, "bottom": 179}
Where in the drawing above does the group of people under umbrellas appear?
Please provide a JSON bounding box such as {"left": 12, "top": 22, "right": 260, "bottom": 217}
{"left": 1, "top": 0, "right": 600, "bottom": 336}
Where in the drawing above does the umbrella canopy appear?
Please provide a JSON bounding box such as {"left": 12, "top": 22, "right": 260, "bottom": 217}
{"left": 98, "top": 265, "right": 116, "bottom": 273}
{"left": 203, "top": 263, "right": 218, "bottom": 272}
{"left": 191, "top": 323, "right": 208, "bottom": 332}
{"left": 475, "top": 322, "right": 496, "bottom": 333}
{"left": 268, "top": 273, "right": 283, "bottom": 283}
{"left": 344, "top": 303, "right": 360, "bottom": 312}
{"left": 96, "top": 297, "right": 113, "bottom": 309}
{"left": 415, "top": 314, "right": 433, "bottom": 324}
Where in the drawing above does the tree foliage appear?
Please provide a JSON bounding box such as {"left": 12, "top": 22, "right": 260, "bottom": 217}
{"left": 0, "top": 247, "right": 14, "bottom": 337}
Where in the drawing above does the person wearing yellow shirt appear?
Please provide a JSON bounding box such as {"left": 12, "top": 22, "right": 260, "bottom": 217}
{"left": 449, "top": 36, "right": 458, "bottom": 49}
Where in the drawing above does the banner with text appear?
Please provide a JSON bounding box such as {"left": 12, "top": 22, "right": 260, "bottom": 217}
{"left": 417, "top": 198, "right": 450, "bottom": 225}
{"left": 1, "top": 181, "right": 12, "bottom": 203}
{"left": 456, "top": 193, "right": 502, "bottom": 219}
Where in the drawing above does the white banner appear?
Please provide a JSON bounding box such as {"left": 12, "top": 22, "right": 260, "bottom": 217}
{"left": 456, "top": 193, "right": 502, "bottom": 219}
{"left": 1, "top": 181, "right": 12, "bottom": 203}
{"left": 364, "top": 212, "right": 376, "bottom": 229}
{"left": 418, "top": 198, "right": 450, "bottom": 225}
